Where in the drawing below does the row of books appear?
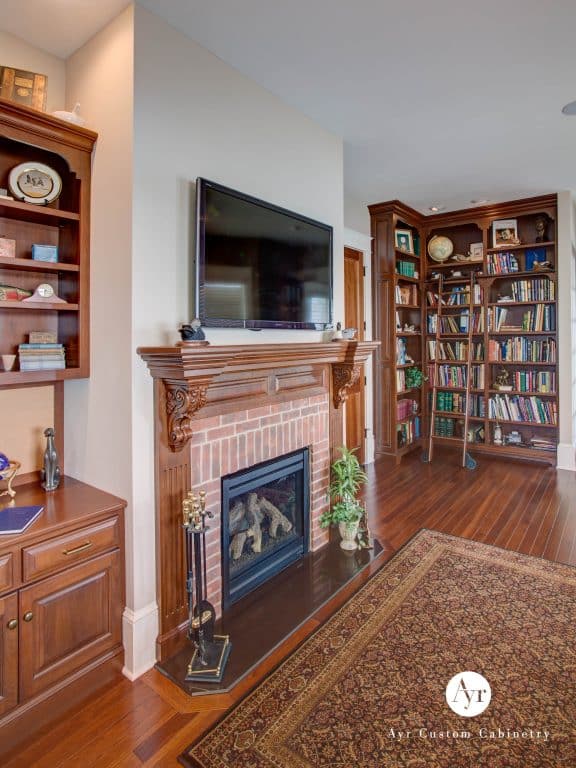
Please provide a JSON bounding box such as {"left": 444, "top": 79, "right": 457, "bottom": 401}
{"left": 427, "top": 340, "right": 484, "bottom": 361}
{"left": 505, "top": 370, "right": 556, "bottom": 393}
{"left": 445, "top": 284, "right": 482, "bottom": 306}
{"left": 18, "top": 343, "right": 65, "bottom": 371}
{"left": 428, "top": 310, "right": 484, "bottom": 334}
{"left": 395, "top": 284, "right": 418, "bottom": 305}
{"left": 432, "top": 391, "right": 485, "bottom": 417}
{"left": 486, "top": 252, "right": 520, "bottom": 275}
{"left": 396, "top": 398, "right": 419, "bottom": 421}
{"left": 489, "top": 304, "right": 555, "bottom": 332}
{"left": 510, "top": 278, "right": 555, "bottom": 302}
{"left": 428, "top": 364, "right": 485, "bottom": 389}
{"left": 396, "top": 260, "right": 416, "bottom": 277}
{"left": 488, "top": 337, "right": 556, "bottom": 363}
{"left": 397, "top": 416, "right": 420, "bottom": 447}
{"left": 529, "top": 437, "right": 556, "bottom": 451}
{"left": 433, "top": 417, "right": 458, "bottom": 437}
{"left": 488, "top": 394, "right": 557, "bottom": 425}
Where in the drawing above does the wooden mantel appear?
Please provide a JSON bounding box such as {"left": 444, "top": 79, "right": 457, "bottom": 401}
{"left": 137, "top": 340, "right": 379, "bottom": 659}
{"left": 138, "top": 341, "right": 379, "bottom": 452}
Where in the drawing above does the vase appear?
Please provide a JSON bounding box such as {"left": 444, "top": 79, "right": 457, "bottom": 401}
{"left": 338, "top": 521, "right": 359, "bottom": 550}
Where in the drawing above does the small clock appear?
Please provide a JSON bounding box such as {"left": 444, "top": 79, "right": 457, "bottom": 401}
{"left": 22, "top": 283, "right": 65, "bottom": 304}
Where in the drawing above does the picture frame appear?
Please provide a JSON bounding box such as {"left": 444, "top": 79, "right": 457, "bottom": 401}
{"left": 469, "top": 242, "right": 483, "bottom": 261}
{"left": 492, "top": 219, "right": 519, "bottom": 248}
{"left": 0, "top": 66, "right": 47, "bottom": 111}
{"left": 395, "top": 229, "right": 414, "bottom": 254}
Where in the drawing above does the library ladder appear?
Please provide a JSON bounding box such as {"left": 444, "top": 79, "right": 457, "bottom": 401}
{"left": 423, "top": 273, "right": 478, "bottom": 469}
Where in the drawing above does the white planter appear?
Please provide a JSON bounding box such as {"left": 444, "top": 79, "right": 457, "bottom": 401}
{"left": 338, "top": 520, "right": 359, "bottom": 550}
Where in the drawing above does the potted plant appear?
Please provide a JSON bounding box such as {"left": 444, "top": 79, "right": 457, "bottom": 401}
{"left": 320, "top": 446, "right": 368, "bottom": 550}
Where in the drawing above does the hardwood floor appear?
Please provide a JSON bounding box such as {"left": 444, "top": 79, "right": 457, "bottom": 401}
{"left": 4, "top": 451, "right": 575, "bottom": 767}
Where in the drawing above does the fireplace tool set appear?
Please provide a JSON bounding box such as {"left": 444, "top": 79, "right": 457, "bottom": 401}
{"left": 182, "top": 489, "right": 231, "bottom": 682}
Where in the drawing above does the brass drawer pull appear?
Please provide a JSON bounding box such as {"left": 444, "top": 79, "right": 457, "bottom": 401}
{"left": 23, "top": 612, "right": 33, "bottom": 622}
{"left": 63, "top": 541, "right": 93, "bottom": 556}
{"left": 7, "top": 618, "right": 18, "bottom": 630}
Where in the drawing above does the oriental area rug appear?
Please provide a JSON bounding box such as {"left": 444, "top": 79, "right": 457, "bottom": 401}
{"left": 180, "top": 529, "right": 576, "bottom": 767}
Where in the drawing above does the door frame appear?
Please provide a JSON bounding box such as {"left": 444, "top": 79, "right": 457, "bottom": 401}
{"left": 343, "top": 227, "right": 374, "bottom": 464}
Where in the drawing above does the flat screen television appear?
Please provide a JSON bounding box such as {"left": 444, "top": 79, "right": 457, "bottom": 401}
{"left": 195, "top": 178, "right": 333, "bottom": 329}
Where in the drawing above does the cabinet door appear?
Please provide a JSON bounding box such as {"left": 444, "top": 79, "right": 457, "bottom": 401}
{"left": 0, "top": 592, "right": 19, "bottom": 716}
{"left": 19, "top": 551, "right": 122, "bottom": 701}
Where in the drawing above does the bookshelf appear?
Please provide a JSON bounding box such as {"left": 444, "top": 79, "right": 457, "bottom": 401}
{"left": 422, "top": 195, "right": 558, "bottom": 464}
{"left": 0, "top": 98, "right": 97, "bottom": 385}
{"left": 369, "top": 201, "right": 424, "bottom": 461}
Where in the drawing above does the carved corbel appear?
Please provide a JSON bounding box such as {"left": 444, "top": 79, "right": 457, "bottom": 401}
{"left": 332, "top": 364, "right": 361, "bottom": 409}
{"left": 164, "top": 380, "right": 208, "bottom": 451}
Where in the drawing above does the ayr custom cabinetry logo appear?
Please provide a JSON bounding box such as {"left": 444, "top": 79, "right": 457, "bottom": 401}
{"left": 446, "top": 671, "right": 492, "bottom": 717}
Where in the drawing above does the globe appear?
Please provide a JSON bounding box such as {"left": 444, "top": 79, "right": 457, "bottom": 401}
{"left": 427, "top": 235, "right": 454, "bottom": 262}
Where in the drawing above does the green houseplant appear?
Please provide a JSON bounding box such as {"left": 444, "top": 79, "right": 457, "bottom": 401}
{"left": 320, "top": 446, "right": 368, "bottom": 550}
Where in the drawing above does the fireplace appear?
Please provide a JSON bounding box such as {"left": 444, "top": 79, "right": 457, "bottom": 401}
{"left": 221, "top": 448, "right": 310, "bottom": 609}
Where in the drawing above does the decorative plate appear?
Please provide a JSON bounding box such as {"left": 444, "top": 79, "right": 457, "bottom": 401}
{"left": 427, "top": 235, "right": 454, "bottom": 262}
{"left": 8, "top": 162, "right": 62, "bottom": 205}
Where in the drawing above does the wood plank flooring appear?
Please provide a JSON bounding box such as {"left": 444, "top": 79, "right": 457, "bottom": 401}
{"left": 4, "top": 451, "right": 575, "bottom": 767}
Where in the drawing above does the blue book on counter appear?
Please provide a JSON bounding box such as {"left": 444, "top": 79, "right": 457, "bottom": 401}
{"left": 0, "top": 505, "right": 44, "bottom": 534}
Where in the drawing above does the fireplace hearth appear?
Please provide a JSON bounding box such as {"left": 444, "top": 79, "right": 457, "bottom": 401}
{"left": 222, "top": 448, "right": 310, "bottom": 609}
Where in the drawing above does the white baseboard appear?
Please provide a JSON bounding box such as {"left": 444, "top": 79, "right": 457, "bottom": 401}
{"left": 121, "top": 602, "right": 158, "bottom": 680}
{"left": 557, "top": 442, "right": 576, "bottom": 471}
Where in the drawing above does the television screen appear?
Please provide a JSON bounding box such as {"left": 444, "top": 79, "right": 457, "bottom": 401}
{"left": 195, "top": 178, "right": 333, "bottom": 329}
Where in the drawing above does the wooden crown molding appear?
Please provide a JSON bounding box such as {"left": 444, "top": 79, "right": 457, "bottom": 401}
{"left": 138, "top": 341, "right": 379, "bottom": 451}
{"left": 0, "top": 97, "right": 97, "bottom": 153}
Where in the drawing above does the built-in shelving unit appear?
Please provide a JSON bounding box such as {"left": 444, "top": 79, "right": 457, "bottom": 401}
{"left": 0, "top": 98, "right": 97, "bottom": 385}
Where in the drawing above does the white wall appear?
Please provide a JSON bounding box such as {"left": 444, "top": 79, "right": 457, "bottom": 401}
{"left": 125, "top": 5, "right": 345, "bottom": 675}
{"left": 344, "top": 194, "right": 370, "bottom": 237}
{"left": 0, "top": 30, "right": 65, "bottom": 113}
{"left": 63, "top": 7, "right": 138, "bottom": 670}
{"left": 556, "top": 190, "right": 576, "bottom": 471}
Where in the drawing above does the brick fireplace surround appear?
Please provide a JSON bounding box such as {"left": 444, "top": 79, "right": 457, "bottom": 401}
{"left": 138, "top": 341, "right": 378, "bottom": 660}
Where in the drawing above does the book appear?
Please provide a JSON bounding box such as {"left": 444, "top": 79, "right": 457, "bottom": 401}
{"left": 0, "top": 505, "right": 44, "bottom": 534}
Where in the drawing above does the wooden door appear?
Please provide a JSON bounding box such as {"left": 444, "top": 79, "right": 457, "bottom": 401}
{"left": 344, "top": 247, "right": 365, "bottom": 462}
{"left": 19, "top": 551, "right": 122, "bottom": 700}
{"left": 0, "top": 591, "right": 19, "bottom": 716}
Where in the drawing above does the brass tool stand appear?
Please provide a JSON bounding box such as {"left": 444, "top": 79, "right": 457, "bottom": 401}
{"left": 182, "top": 490, "right": 231, "bottom": 682}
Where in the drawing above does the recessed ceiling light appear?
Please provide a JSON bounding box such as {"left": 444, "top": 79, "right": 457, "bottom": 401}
{"left": 562, "top": 100, "right": 576, "bottom": 115}
{"left": 428, "top": 205, "right": 445, "bottom": 212}
{"left": 470, "top": 199, "right": 490, "bottom": 205}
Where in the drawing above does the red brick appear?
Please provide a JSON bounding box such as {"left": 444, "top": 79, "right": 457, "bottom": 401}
{"left": 247, "top": 430, "right": 255, "bottom": 464}
{"left": 191, "top": 431, "right": 207, "bottom": 446}
{"left": 206, "top": 425, "right": 235, "bottom": 442}
{"left": 246, "top": 405, "right": 272, "bottom": 419}
{"left": 220, "top": 410, "right": 247, "bottom": 425}
{"left": 239, "top": 418, "right": 260, "bottom": 432}
{"left": 260, "top": 414, "right": 282, "bottom": 427}
{"left": 194, "top": 416, "right": 221, "bottom": 431}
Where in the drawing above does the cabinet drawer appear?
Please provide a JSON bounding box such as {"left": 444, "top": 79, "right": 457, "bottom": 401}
{"left": 22, "top": 516, "right": 121, "bottom": 582}
{"left": 0, "top": 551, "right": 16, "bottom": 595}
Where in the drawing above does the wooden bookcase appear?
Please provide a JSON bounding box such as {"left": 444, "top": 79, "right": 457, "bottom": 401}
{"left": 370, "top": 195, "right": 559, "bottom": 465}
{"left": 369, "top": 201, "right": 424, "bottom": 461}
{"left": 0, "top": 98, "right": 97, "bottom": 385}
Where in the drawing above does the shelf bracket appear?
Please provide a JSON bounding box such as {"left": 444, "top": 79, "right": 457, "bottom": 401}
{"left": 332, "top": 363, "right": 361, "bottom": 409}
{"left": 164, "top": 380, "right": 208, "bottom": 452}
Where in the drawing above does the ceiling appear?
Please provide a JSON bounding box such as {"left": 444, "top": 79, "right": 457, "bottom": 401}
{"left": 4, "top": 1, "right": 576, "bottom": 213}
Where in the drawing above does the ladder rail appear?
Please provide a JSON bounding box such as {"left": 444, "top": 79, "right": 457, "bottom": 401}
{"left": 424, "top": 272, "right": 478, "bottom": 470}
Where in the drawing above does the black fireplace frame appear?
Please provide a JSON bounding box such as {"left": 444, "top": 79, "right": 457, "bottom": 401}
{"left": 221, "top": 448, "right": 310, "bottom": 610}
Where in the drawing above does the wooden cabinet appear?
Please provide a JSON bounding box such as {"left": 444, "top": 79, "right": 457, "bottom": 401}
{"left": 0, "top": 592, "right": 18, "bottom": 717}
{"left": 0, "top": 98, "right": 97, "bottom": 384}
{"left": 369, "top": 201, "right": 424, "bottom": 461}
{"left": 0, "top": 478, "right": 125, "bottom": 739}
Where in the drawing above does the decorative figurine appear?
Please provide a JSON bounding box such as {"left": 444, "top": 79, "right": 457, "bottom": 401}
{"left": 0, "top": 452, "right": 20, "bottom": 500}
{"left": 494, "top": 423, "right": 503, "bottom": 446}
{"left": 494, "top": 368, "right": 512, "bottom": 391}
{"left": 182, "top": 488, "right": 231, "bottom": 681}
{"left": 40, "top": 427, "right": 60, "bottom": 491}
{"left": 357, "top": 507, "right": 374, "bottom": 550}
{"left": 534, "top": 215, "right": 549, "bottom": 243}
{"left": 332, "top": 322, "right": 343, "bottom": 341}
{"left": 179, "top": 318, "right": 207, "bottom": 344}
